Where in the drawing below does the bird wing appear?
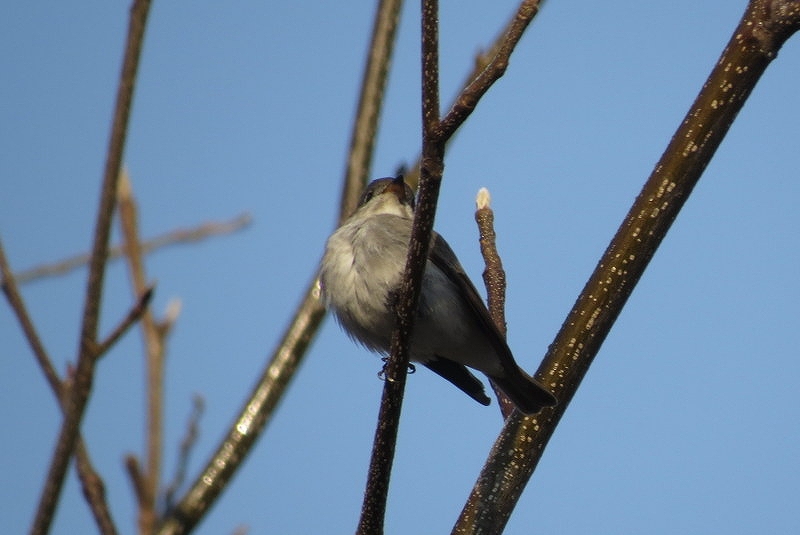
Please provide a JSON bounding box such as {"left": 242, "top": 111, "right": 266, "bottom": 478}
{"left": 427, "top": 232, "right": 520, "bottom": 373}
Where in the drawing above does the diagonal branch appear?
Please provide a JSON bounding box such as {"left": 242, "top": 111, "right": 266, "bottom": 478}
{"left": 453, "top": 1, "right": 800, "bottom": 533}
{"left": 1, "top": 240, "right": 120, "bottom": 535}
{"left": 156, "top": 2, "right": 404, "bottom": 533}
{"left": 96, "top": 285, "right": 154, "bottom": 357}
{"left": 30, "top": 1, "right": 153, "bottom": 533}
{"left": 437, "top": 0, "right": 542, "bottom": 142}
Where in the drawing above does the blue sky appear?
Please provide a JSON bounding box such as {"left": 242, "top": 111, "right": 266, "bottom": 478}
{"left": 2, "top": 1, "right": 799, "bottom": 533}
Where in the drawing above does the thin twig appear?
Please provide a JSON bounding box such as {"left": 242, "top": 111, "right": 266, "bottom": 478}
{"left": 0, "top": 240, "right": 61, "bottom": 393}
{"left": 156, "top": 1, "right": 404, "bottom": 532}
{"left": 474, "top": 188, "right": 515, "bottom": 419}
{"left": 96, "top": 285, "right": 155, "bottom": 357}
{"left": 117, "top": 169, "right": 165, "bottom": 535}
{"left": 126, "top": 455, "right": 149, "bottom": 512}
{"left": 14, "top": 213, "right": 252, "bottom": 285}
{"left": 437, "top": 0, "right": 542, "bottom": 142}
{"left": 404, "top": 8, "right": 531, "bottom": 190}
{"left": 74, "top": 441, "right": 119, "bottom": 535}
{"left": 453, "top": 1, "right": 800, "bottom": 533}
{"left": 163, "top": 395, "right": 205, "bottom": 512}
{"left": 2, "top": 240, "right": 120, "bottom": 535}
{"left": 30, "top": 1, "right": 153, "bottom": 533}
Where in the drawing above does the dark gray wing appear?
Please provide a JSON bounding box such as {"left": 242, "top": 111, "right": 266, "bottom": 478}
{"left": 427, "top": 232, "right": 519, "bottom": 373}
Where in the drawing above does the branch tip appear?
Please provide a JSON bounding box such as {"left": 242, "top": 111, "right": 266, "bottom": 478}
{"left": 476, "top": 187, "right": 491, "bottom": 210}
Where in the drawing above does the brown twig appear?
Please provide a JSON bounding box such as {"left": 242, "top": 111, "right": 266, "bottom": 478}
{"left": 126, "top": 454, "right": 149, "bottom": 513}
{"left": 96, "top": 285, "right": 155, "bottom": 357}
{"left": 13, "top": 213, "right": 252, "bottom": 285}
{"left": 453, "top": 1, "right": 800, "bottom": 533}
{"left": 30, "top": 1, "right": 153, "bottom": 533}
{"left": 357, "top": 1, "right": 542, "bottom": 532}
{"left": 404, "top": 7, "right": 532, "bottom": 190}
{"left": 436, "top": 0, "right": 542, "bottom": 142}
{"left": 163, "top": 395, "right": 205, "bottom": 511}
{"left": 0, "top": 240, "right": 61, "bottom": 393}
{"left": 1, "top": 241, "right": 120, "bottom": 534}
{"left": 474, "top": 188, "right": 515, "bottom": 419}
{"left": 117, "top": 169, "right": 166, "bottom": 535}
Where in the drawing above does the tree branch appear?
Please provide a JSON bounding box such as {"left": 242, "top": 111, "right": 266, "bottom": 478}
{"left": 356, "top": 2, "right": 442, "bottom": 532}
{"left": 13, "top": 214, "right": 252, "bottom": 285}
{"left": 96, "top": 286, "right": 155, "bottom": 357}
{"left": 117, "top": 169, "right": 167, "bottom": 535}
{"left": 2, "top": 240, "right": 121, "bottom": 535}
{"left": 358, "top": 1, "right": 542, "bottom": 531}
{"left": 453, "top": 1, "right": 800, "bottom": 532}
{"left": 30, "top": 1, "right": 153, "bottom": 533}
{"left": 474, "top": 188, "right": 515, "bottom": 419}
{"left": 155, "top": 1, "right": 404, "bottom": 533}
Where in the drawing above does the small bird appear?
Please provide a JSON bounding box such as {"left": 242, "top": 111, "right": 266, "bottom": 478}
{"left": 320, "top": 176, "right": 556, "bottom": 414}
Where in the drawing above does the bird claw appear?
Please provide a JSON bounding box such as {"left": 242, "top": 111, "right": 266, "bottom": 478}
{"left": 378, "top": 358, "right": 416, "bottom": 381}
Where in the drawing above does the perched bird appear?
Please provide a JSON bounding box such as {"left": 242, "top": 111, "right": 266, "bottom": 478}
{"left": 320, "top": 176, "right": 556, "bottom": 414}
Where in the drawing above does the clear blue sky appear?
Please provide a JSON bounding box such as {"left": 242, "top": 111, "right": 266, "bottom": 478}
{"left": 2, "top": 1, "right": 799, "bottom": 533}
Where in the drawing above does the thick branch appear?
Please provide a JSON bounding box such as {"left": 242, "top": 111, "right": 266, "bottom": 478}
{"left": 453, "top": 1, "right": 800, "bottom": 532}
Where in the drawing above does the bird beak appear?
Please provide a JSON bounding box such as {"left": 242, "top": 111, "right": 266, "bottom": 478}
{"left": 386, "top": 175, "right": 409, "bottom": 201}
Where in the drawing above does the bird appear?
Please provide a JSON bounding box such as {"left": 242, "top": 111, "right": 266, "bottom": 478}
{"left": 319, "top": 175, "right": 556, "bottom": 414}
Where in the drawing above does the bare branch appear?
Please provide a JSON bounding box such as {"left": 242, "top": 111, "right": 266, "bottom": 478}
{"left": 125, "top": 454, "right": 149, "bottom": 513}
{"left": 474, "top": 188, "right": 515, "bottom": 419}
{"left": 157, "top": 280, "right": 326, "bottom": 535}
{"left": 163, "top": 395, "right": 205, "bottom": 512}
{"left": 75, "top": 441, "right": 119, "bottom": 535}
{"left": 0, "top": 239, "right": 61, "bottom": 393}
{"left": 356, "top": 2, "right": 443, "bottom": 531}
{"left": 453, "top": 1, "right": 800, "bottom": 532}
{"left": 30, "top": 1, "right": 153, "bottom": 532}
{"left": 2, "top": 239, "right": 120, "bottom": 535}
{"left": 437, "top": 0, "right": 542, "bottom": 141}
{"left": 14, "top": 213, "right": 252, "bottom": 285}
{"left": 117, "top": 169, "right": 165, "bottom": 535}
{"left": 95, "top": 285, "right": 155, "bottom": 357}
{"left": 359, "top": 0, "right": 544, "bottom": 531}
{"left": 156, "top": 1, "right": 404, "bottom": 532}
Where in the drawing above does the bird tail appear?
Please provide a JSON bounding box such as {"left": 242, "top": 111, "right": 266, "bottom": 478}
{"left": 489, "top": 368, "right": 557, "bottom": 415}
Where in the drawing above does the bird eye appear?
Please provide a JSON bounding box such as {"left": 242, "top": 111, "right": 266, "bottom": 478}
{"left": 359, "top": 188, "right": 375, "bottom": 206}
